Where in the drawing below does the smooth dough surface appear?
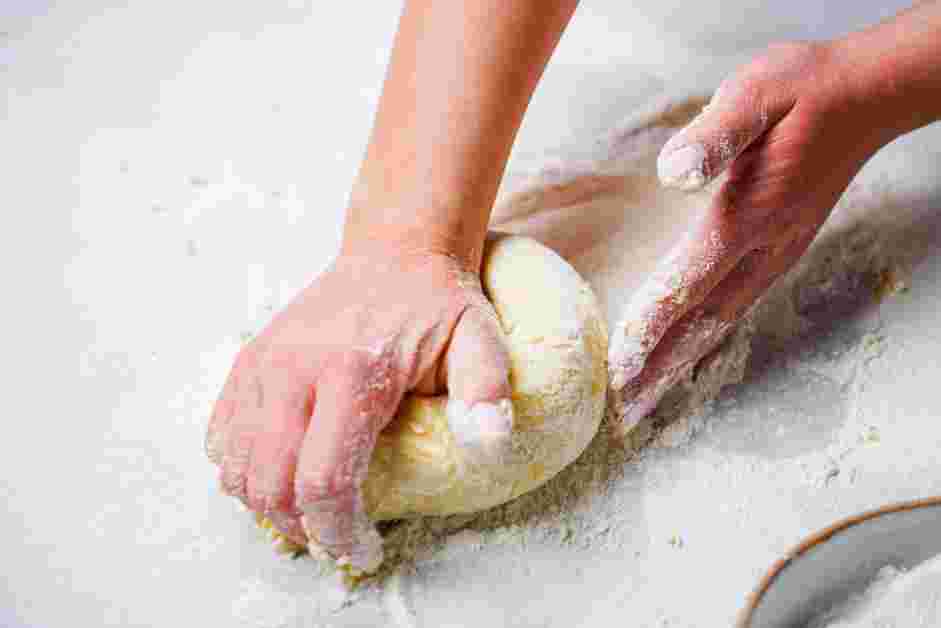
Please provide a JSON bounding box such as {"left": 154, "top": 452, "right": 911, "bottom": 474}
{"left": 362, "top": 233, "right": 608, "bottom": 520}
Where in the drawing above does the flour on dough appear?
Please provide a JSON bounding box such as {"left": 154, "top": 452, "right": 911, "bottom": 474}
{"left": 260, "top": 94, "right": 752, "bottom": 574}
{"left": 494, "top": 94, "right": 753, "bottom": 430}
{"left": 256, "top": 235, "right": 607, "bottom": 570}
{"left": 363, "top": 234, "right": 608, "bottom": 521}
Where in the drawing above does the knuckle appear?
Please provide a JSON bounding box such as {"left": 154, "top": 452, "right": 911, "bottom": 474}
{"left": 204, "top": 430, "right": 225, "bottom": 465}
{"left": 248, "top": 460, "right": 298, "bottom": 512}
{"left": 219, "top": 465, "right": 247, "bottom": 497}
{"left": 337, "top": 349, "right": 401, "bottom": 406}
{"left": 742, "top": 41, "right": 829, "bottom": 89}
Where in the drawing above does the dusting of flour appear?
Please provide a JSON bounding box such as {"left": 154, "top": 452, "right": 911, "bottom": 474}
{"left": 355, "top": 93, "right": 921, "bottom": 582}
{"left": 258, "top": 93, "right": 934, "bottom": 627}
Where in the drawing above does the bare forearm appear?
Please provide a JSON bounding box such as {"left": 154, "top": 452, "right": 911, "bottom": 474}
{"left": 836, "top": 0, "right": 941, "bottom": 147}
{"left": 342, "top": 0, "right": 578, "bottom": 269}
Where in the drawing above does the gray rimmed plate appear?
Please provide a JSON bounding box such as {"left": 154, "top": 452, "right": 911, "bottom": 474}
{"left": 737, "top": 497, "right": 941, "bottom": 627}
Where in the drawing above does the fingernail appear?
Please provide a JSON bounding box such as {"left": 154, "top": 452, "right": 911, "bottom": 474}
{"left": 446, "top": 398, "right": 514, "bottom": 448}
{"left": 303, "top": 513, "right": 383, "bottom": 574}
{"left": 658, "top": 144, "right": 707, "bottom": 191}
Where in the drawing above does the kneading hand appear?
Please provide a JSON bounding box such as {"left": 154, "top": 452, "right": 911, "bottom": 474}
{"left": 205, "top": 245, "right": 512, "bottom": 573}
{"left": 608, "top": 41, "right": 893, "bottom": 429}
{"left": 204, "top": 0, "right": 581, "bottom": 574}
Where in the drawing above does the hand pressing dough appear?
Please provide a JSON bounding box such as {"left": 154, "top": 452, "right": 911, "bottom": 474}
{"left": 362, "top": 233, "right": 608, "bottom": 520}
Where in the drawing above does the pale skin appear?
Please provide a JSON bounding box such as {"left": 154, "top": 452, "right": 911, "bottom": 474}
{"left": 207, "top": 0, "right": 941, "bottom": 571}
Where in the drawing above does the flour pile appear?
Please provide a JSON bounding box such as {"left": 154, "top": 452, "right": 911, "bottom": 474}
{"left": 809, "top": 554, "right": 941, "bottom": 628}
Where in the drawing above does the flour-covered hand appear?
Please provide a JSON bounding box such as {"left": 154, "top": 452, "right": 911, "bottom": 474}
{"left": 205, "top": 245, "right": 512, "bottom": 573}
{"left": 609, "top": 41, "right": 894, "bottom": 429}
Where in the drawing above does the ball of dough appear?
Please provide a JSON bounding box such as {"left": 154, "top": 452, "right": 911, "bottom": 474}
{"left": 362, "top": 233, "right": 608, "bottom": 520}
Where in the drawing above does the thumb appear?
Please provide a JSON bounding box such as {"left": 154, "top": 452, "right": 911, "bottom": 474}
{"left": 443, "top": 302, "right": 514, "bottom": 457}
{"left": 657, "top": 77, "right": 796, "bottom": 191}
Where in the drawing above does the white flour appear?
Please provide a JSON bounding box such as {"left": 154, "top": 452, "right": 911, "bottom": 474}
{"left": 237, "top": 93, "right": 938, "bottom": 627}
{"left": 10, "top": 2, "right": 941, "bottom": 626}
{"left": 809, "top": 555, "right": 941, "bottom": 628}
{"left": 318, "top": 93, "right": 923, "bottom": 587}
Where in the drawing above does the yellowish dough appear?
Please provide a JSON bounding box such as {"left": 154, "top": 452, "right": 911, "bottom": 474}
{"left": 363, "top": 233, "right": 608, "bottom": 520}
{"left": 258, "top": 233, "right": 607, "bottom": 553}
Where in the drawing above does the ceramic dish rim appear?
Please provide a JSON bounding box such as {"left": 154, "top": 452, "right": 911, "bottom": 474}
{"left": 735, "top": 495, "right": 941, "bottom": 627}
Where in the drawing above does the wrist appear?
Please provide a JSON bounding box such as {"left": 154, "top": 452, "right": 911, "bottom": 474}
{"left": 340, "top": 202, "right": 488, "bottom": 272}
{"left": 818, "top": 38, "right": 901, "bottom": 155}
{"left": 831, "top": 10, "right": 941, "bottom": 148}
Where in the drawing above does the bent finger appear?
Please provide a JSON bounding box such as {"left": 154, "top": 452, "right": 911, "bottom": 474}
{"left": 243, "top": 359, "right": 315, "bottom": 543}
{"left": 294, "top": 351, "right": 404, "bottom": 574}
{"left": 218, "top": 370, "right": 266, "bottom": 503}
{"left": 657, "top": 74, "right": 796, "bottom": 192}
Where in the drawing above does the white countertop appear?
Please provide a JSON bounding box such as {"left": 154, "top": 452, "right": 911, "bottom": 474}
{"left": 3, "top": 1, "right": 936, "bottom": 627}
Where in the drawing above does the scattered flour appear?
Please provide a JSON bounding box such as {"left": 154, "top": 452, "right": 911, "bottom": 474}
{"left": 343, "top": 92, "right": 920, "bottom": 585}
{"left": 242, "top": 93, "right": 929, "bottom": 628}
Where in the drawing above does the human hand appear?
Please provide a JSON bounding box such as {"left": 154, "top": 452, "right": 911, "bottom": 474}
{"left": 202, "top": 0, "right": 583, "bottom": 574}
{"left": 205, "top": 243, "right": 512, "bottom": 573}
{"left": 608, "top": 41, "right": 893, "bottom": 429}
